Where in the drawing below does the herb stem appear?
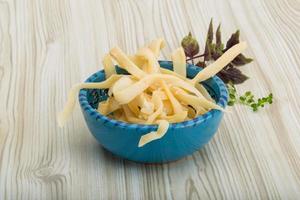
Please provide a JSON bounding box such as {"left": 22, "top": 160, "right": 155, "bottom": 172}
{"left": 186, "top": 53, "right": 206, "bottom": 61}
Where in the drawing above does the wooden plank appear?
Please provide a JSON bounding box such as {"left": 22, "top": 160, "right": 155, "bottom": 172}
{"left": 0, "top": 0, "right": 300, "bottom": 199}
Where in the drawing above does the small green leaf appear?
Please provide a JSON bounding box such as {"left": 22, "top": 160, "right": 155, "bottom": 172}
{"left": 248, "top": 99, "right": 254, "bottom": 103}
{"left": 228, "top": 101, "right": 235, "bottom": 106}
{"left": 227, "top": 83, "right": 237, "bottom": 106}
{"left": 229, "top": 94, "right": 235, "bottom": 99}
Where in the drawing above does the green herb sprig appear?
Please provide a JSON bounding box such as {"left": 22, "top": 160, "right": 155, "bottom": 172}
{"left": 227, "top": 83, "right": 273, "bottom": 111}
{"left": 227, "top": 83, "right": 237, "bottom": 106}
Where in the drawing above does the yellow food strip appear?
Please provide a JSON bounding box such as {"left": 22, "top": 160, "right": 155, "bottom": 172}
{"left": 112, "top": 109, "right": 122, "bottom": 119}
{"left": 140, "top": 102, "right": 154, "bottom": 115}
{"left": 146, "top": 104, "right": 163, "bottom": 124}
{"left": 162, "top": 67, "right": 214, "bottom": 102}
{"left": 102, "top": 54, "right": 116, "bottom": 78}
{"left": 136, "top": 47, "right": 160, "bottom": 73}
{"left": 171, "top": 47, "right": 187, "bottom": 77}
{"left": 173, "top": 87, "right": 224, "bottom": 111}
{"left": 122, "top": 105, "right": 145, "bottom": 124}
{"left": 138, "top": 120, "right": 169, "bottom": 147}
{"left": 146, "top": 92, "right": 163, "bottom": 123}
{"left": 186, "top": 105, "right": 197, "bottom": 118}
{"left": 160, "top": 111, "right": 188, "bottom": 123}
{"left": 151, "top": 91, "right": 164, "bottom": 109}
{"left": 127, "top": 100, "right": 140, "bottom": 116}
{"left": 111, "top": 76, "right": 134, "bottom": 94}
{"left": 191, "top": 42, "right": 247, "bottom": 84}
{"left": 98, "top": 97, "right": 120, "bottom": 115}
{"left": 162, "top": 100, "right": 173, "bottom": 115}
{"left": 148, "top": 38, "right": 165, "bottom": 58}
{"left": 161, "top": 80, "right": 183, "bottom": 114}
{"left": 160, "top": 67, "right": 186, "bottom": 80}
{"left": 128, "top": 55, "right": 145, "bottom": 68}
{"left": 113, "top": 74, "right": 203, "bottom": 104}
{"left": 195, "top": 83, "right": 214, "bottom": 102}
{"left": 110, "top": 47, "right": 146, "bottom": 79}
{"left": 157, "top": 90, "right": 168, "bottom": 100}
{"left": 98, "top": 100, "right": 109, "bottom": 115}
{"left": 57, "top": 75, "right": 122, "bottom": 127}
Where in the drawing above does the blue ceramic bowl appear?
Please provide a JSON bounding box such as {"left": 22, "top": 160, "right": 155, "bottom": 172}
{"left": 79, "top": 61, "right": 228, "bottom": 163}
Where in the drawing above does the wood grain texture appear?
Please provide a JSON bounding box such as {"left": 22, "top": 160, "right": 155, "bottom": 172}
{"left": 1, "top": 0, "right": 300, "bottom": 199}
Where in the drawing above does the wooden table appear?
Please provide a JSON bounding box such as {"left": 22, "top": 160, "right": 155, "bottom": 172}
{"left": 1, "top": 0, "right": 300, "bottom": 199}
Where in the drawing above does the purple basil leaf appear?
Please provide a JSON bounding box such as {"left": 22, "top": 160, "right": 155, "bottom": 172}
{"left": 217, "top": 66, "right": 248, "bottom": 84}
{"left": 196, "top": 61, "right": 206, "bottom": 68}
{"left": 226, "top": 30, "right": 240, "bottom": 50}
{"left": 216, "top": 23, "right": 223, "bottom": 51}
{"left": 231, "top": 53, "right": 253, "bottom": 66}
{"left": 181, "top": 32, "right": 200, "bottom": 58}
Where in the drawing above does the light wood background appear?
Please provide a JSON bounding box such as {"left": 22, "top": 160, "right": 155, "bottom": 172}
{"left": 1, "top": 0, "right": 300, "bottom": 199}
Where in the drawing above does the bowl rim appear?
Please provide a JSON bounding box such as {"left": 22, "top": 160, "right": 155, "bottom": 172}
{"left": 78, "top": 61, "right": 228, "bottom": 131}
